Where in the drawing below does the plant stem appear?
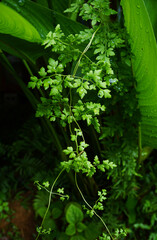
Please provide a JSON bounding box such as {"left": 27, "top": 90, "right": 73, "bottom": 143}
{"left": 35, "top": 168, "right": 65, "bottom": 240}
{"left": 75, "top": 173, "right": 114, "bottom": 240}
{"left": 72, "top": 26, "right": 100, "bottom": 77}
{"left": 0, "top": 51, "right": 38, "bottom": 109}
{"left": 22, "top": 59, "right": 45, "bottom": 98}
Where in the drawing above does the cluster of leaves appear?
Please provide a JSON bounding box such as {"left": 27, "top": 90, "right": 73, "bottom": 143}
{"left": 27, "top": 0, "right": 142, "bottom": 239}
{"left": 2, "top": 0, "right": 156, "bottom": 240}
{"left": 28, "top": 0, "right": 128, "bottom": 183}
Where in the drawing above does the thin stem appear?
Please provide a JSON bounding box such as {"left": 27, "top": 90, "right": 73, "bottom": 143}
{"left": 35, "top": 183, "right": 68, "bottom": 198}
{"left": 0, "top": 51, "right": 38, "bottom": 109}
{"left": 75, "top": 173, "right": 114, "bottom": 240}
{"left": 23, "top": 59, "right": 45, "bottom": 98}
{"left": 23, "top": 59, "right": 33, "bottom": 76}
{"left": 35, "top": 168, "right": 65, "bottom": 240}
{"left": 72, "top": 26, "right": 100, "bottom": 77}
{"left": 57, "top": 38, "right": 94, "bottom": 64}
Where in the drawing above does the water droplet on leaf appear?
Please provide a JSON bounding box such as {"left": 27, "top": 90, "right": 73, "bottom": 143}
{"left": 136, "top": 10, "right": 140, "bottom": 15}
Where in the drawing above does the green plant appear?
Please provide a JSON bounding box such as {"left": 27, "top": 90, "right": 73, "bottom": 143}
{"left": 121, "top": 0, "right": 157, "bottom": 150}
{"left": 1, "top": 0, "right": 157, "bottom": 240}
{"left": 28, "top": 0, "right": 136, "bottom": 239}
{"left": 0, "top": 200, "right": 10, "bottom": 220}
{"left": 65, "top": 203, "right": 87, "bottom": 239}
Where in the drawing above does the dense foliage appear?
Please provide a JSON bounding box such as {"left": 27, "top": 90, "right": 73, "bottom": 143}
{"left": 0, "top": 0, "right": 157, "bottom": 239}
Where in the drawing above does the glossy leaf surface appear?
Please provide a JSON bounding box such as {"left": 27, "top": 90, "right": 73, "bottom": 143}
{"left": 121, "top": 0, "right": 157, "bottom": 148}
{"left": 0, "top": 0, "right": 85, "bottom": 62}
{"left": 2, "top": 0, "right": 85, "bottom": 38}
{"left": 0, "top": 3, "right": 41, "bottom": 42}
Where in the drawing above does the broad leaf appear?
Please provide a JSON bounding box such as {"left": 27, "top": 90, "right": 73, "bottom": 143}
{"left": 50, "top": 0, "right": 70, "bottom": 14}
{"left": 66, "top": 204, "right": 84, "bottom": 224}
{"left": 0, "top": 33, "right": 47, "bottom": 63}
{"left": 65, "top": 223, "right": 76, "bottom": 236}
{"left": 0, "top": 3, "right": 41, "bottom": 43}
{"left": 2, "top": 0, "right": 85, "bottom": 38}
{"left": 143, "top": 0, "right": 157, "bottom": 38}
{"left": 0, "top": 0, "right": 85, "bottom": 62}
{"left": 121, "top": 0, "right": 157, "bottom": 148}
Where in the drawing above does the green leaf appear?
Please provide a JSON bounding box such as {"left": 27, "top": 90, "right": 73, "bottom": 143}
{"left": 36, "top": 207, "right": 47, "bottom": 218}
{"left": 77, "top": 86, "right": 87, "bottom": 99}
{"left": 43, "top": 218, "right": 56, "bottom": 230}
{"left": 0, "top": 0, "right": 86, "bottom": 61}
{"left": 70, "top": 235, "right": 86, "bottom": 240}
{"left": 28, "top": 81, "right": 36, "bottom": 89}
{"left": 143, "top": 0, "right": 157, "bottom": 39}
{"left": 76, "top": 222, "right": 87, "bottom": 232}
{"left": 39, "top": 67, "right": 47, "bottom": 77}
{"left": 103, "top": 89, "right": 111, "bottom": 98}
{"left": 52, "top": 207, "right": 62, "bottom": 219}
{"left": 51, "top": 0, "right": 70, "bottom": 14}
{"left": 0, "top": 3, "right": 41, "bottom": 43}
{"left": 43, "top": 78, "right": 53, "bottom": 90}
{"left": 2, "top": 0, "right": 86, "bottom": 38}
{"left": 63, "top": 146, "right": 74, "bottom": 155}
{"left": 121, "top": 0, "right": 157, "bottom": 148}
{"left": 0, "top": 33, "right": 47, "bottom": 63}
{"left": 65, "top": 223, "right": 76, "bottom": 236}
{"left": 50, "top": 87, "right": 59, "bottom": 96}
{"left": 84, "top": 222, "right": 102, "bottom": 240}
{"left": 66, "top": 204, "right": 84, "bottom": 224}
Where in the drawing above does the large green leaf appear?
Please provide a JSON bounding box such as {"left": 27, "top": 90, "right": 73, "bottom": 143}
{"left": 121, "top": 0, "right": 157, "bottom": 148}
{"left": 0, "top": 34, "right": 48, "bottom": 63}
{"left": 0, "top": 3, "right": 41, "bottom": 43}
{"left": 2, "top": 0, "right": 85, "bottom": 38}
{"left": 0, "top": 0, "right": 85, "bottom": 62}
{"left": 144, "top": 0, "right": 157, "bottom": 38}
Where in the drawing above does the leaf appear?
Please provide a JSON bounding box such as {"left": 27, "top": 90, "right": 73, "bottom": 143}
{"left": 0, "top": 3, "right": 41, "bottom": 43}
{"left": 43, "top": 78, "right": 53, "bottom": 90}
{"left": 0, "top": 33, "right": 48, "bottom": 63}
{"left": 39, "top": 67, "right": 47, "bottom": 77}
{"left": 50, "top": 0, "right": 70, "bottom": 14}
{"left": 84, "top": 222, "right": 102, "bottom": 240}
{"left": 76, "top": 222, "right": 87, "bottom": 232}
{"left": 43, "top": 218, "right": 56, "bottom": 230}
{"left": 66, "top": 204, "right": 84, "bottom": 224}
{"left": 52, "top": 207, "right": 62, "bottom": 219}
{"left": 77, "top": 86, "right": 87, "bottom": 99}
{"left": 143, "top": 0, "right": 157, "bottom": 38}
{"left": 121, "top": 0, "right": 157, "bottom": 148}
{"left": 0, "top": 0, "right": 86, "bottom": 61}
{"left": 28, "top": 81, "right": 36, "bottom": 89}
{"left": 50, "top": 87, "right": 59, "bottom": 96}
{"left": 65, "top": 223, "right": 76, "bottom": 236}
{"left": 2, "top": 0, "right": 86, "bottom": 38}
{"left": 70, "top": 236, "right": 85, "bottom": 240}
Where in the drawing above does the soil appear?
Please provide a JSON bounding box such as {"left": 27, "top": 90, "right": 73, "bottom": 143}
{"left": 0, "top": 194, "right": 36, "bottom": 240}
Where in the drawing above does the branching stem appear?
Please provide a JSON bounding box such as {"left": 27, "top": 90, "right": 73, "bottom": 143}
{"left": 35, "top": 168, "right": 65, "bottom": 240}
{"left": 75, "top": 173, "right": 114, "bottom": 240}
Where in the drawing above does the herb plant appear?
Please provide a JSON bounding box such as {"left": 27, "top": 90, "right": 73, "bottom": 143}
{"left": 27, "top": 0, "right": 139, "bottom": 239}
{"left": 0, "top": 0, "right": 157, "bottom": 239}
